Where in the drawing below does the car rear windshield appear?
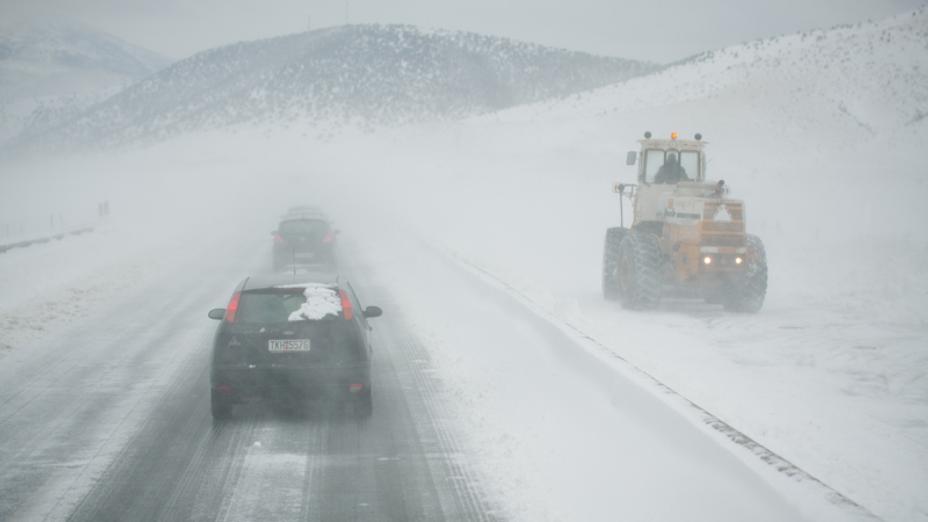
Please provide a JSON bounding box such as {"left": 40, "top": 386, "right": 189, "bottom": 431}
{"left": 236, "top": 289, "right": 338, "bottom": 324}
{"left": 278, "top": 219, "right": 329, "bottom": 239}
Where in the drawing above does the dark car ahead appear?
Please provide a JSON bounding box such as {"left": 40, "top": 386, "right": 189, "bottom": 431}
{"left": 207, "top": 272, "right": 382, "bottom": 420}
{"left": 272, "top": 209, "right": 337, "bottom": 270}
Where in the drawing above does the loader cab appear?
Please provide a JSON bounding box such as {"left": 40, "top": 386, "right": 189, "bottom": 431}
{"left": 627, "top": 132, "right": 707, "bottom": 185}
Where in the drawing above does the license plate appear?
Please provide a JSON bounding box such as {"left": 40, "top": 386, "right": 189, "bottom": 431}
{"left": 268, "top": 339, "right": 311, "bottom": 353}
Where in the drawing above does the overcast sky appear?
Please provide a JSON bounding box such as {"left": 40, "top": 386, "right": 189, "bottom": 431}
{"left": 3, "top": 0, "right": 924, "bottom": 62}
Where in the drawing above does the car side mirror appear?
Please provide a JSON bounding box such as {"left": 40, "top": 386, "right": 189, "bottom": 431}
{"left": 626, "top": 151, "right": 637, "bottom": 166}
{"left": 208, "top": 308, "right": 226, "bottom": 320}
{"left": 362, "top": 306, "right": 383, "bottom": 318}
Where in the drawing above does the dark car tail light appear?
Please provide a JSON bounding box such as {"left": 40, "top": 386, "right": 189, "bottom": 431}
{"left": 225, "top": 292, "right": 242, "bottom": 323}
{"left": 322, "top": 231, "right": 336, "bottom": 244}
{"left": 338, "top": 289, "right": 353, "bottom": 320}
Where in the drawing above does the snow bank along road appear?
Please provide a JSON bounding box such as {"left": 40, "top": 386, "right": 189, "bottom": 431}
{"left": 0, "top": 222, "right": 873, "bottom": 521}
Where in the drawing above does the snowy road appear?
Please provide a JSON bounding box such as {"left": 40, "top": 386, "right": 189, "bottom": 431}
{"left": 0, "top": 221, "right": 874, "bottom": 521}
{"left": 0, "top": 236, "right": 497, "bottom": 522}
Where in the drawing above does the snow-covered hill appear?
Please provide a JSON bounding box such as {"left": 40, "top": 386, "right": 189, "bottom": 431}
{"left": 475, "top": 6, "right": 928, "bottom": 247}
{"left": 508, "top": 6, "right": 928, "bottom": 143}
{"left": 10, "top": 24, "right": 656, "bottom": 150}
{"left": 0, "top": 19, "right": 169, "bottom": 144}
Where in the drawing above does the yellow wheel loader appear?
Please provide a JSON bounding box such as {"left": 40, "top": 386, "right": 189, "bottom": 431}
{"left": 602, "top": 132, "right": 767, "bottom": 312}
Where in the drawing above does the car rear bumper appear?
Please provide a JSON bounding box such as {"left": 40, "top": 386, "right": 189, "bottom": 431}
{"left": 272, "top": 246, "right": 335, "bottom": 260}
{"left": 212, "top": 365, "right": 369, "bottom": 400}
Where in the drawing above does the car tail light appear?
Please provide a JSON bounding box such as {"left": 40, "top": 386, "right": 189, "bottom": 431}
{"left": 273, "top": 233, "right": 286, "bottom": 244}
{"left": 215, "top": 384, "right": 234, "bottom": 395}
{"left": 322, "top": 231, "right": 335, "bottom": 244}
{"left": 225, "top": 292, "right": 241, "bottom": 323}
{"left": 338, "top": 289, "right": 353, "bottom": 320}
{"left": 348, "top": 383, "right": 364, "bottom": 393}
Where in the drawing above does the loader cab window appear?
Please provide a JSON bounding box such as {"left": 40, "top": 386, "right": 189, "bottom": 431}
{"left": 643, "top": 149, "right": 666, "bottom": 182}
{"left": 679, "top": 151, "right": 700, "bottom": 181}
{"left": 643, "top": 149, "right": 701, "bottom": 184}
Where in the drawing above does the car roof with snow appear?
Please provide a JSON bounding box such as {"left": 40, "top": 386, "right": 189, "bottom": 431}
{"left": 280, "top": 206, "right": 328, "bottom": 222}
{"left": 242, "top": 270, "right": 340, "bottom": 291}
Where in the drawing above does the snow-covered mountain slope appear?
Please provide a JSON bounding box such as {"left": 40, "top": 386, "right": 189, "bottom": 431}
{"left": 11, "top": 24, "right": 656, "bottom": 149}
{"left": 478, "top": 6, "right": 928, "bottom": 248}
{"left": 508, "top": 6, "right": 928, "bottom": 143}
{"left": 0, "top": 19, "right": 169, "bottom": 144}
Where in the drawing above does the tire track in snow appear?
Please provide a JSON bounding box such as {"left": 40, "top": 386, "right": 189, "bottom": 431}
{"left": 8, "top": 267, "right": 240, "bottom": 522}
{"left": 0, "top": 239, "right": 267, "bottom": 522}
{"left": 350, "top": 261, "right": 502, "bottom": 521}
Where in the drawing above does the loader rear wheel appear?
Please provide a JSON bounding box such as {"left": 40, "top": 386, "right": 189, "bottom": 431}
{"left": 617, "top": 230, "right": 663, "bottom": 309}
{"left": 724, "top": 234, "right": 767, "bottom": 313}
{"left": 602, "top": 227, "right": 627, "bottom": 300}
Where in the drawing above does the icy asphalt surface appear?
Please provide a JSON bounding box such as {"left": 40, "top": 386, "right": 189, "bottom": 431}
{"left": 0, "top": 235, "right": 498, "bottom": 522}
{"left": 0, "top": 228, "right": 868, "bottom": 522}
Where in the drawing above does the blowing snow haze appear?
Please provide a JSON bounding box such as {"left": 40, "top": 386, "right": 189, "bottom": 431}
{"left": 0, "top": 19, "right": 168, "bottom": 143}
{"left": 1, "top": 3, "right": 927, "bottom": 522}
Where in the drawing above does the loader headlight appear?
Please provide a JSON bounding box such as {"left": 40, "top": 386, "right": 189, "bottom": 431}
{"left": 735, "top": 256, "right": 743, "bottom": 265}
{"left": 703, "top": 256, "right": 713, "bottom": 265}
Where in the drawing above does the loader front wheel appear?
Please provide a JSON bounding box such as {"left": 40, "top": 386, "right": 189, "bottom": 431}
{"left": 724, "top": 234, "right": 767, "bottom": 313}
{"left": 602, "top": 227, "right": 627, "bottom": 301}
{"left": 617, "top": 230, "right": 663, "bottom": 309}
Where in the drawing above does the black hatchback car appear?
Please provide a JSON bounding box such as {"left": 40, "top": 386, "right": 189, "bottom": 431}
{"left": 207, "top": 272, "right": 382, "bottom": 419}
{"left": 272, "top": 208, "right": 337, "bottom": 270}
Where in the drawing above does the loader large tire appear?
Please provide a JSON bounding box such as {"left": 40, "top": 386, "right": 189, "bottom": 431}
{"left": 602, "top": 227, "right": 628, "bottom": 300}
{"left": 617, "top": 230, "right": 663, "bottom": 309}
{"left": 724, "top": 234, "right": 767, "bottom": 313}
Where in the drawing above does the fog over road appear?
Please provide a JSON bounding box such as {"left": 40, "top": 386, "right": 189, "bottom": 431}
{"left": 0, "top": 215, "right": 860, "bottom": 522}
{"left": 0, "top": 235, "right": 499, "bottom": 522}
